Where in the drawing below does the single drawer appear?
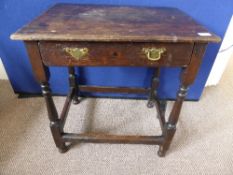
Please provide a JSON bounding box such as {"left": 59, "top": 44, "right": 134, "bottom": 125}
{"left": 39, "top": 41, "right": 193, "bottom": 67}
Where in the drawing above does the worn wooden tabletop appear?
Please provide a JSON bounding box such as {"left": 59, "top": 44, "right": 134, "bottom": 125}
{"left": 11, "top": 3, "right": 220, "bottom": 42}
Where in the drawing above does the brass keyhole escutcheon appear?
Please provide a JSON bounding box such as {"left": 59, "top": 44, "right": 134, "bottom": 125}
{"left": 142, "top": 47, "right": 166, "bottom": 61}
{"left": 64, "top": 47, "right": 89, "bottom": 60}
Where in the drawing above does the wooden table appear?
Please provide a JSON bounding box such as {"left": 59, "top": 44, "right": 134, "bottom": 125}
{"left": 11, "top": 3, "right": 220, "bottom": 157}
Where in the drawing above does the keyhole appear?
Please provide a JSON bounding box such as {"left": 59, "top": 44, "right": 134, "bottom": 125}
{"left": 112, "top": 52, "right": 118, "bottom": 57}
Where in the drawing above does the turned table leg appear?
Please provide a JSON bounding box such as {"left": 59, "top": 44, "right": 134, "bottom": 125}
{"left": 41, "top": 82, "right": 68, "bottom": 153}
{"left": 157, "top": 85, "right": 188, "bottom": 157}
{"left": 157, "top": 100, "right": 167, "bottom": 119}
{"left": 68, "top": 67, "right": 80, "bottom": 104}
{"left": 147, "top": 68, "right": 160, "bottom": 108}
{"left": 147, "top": 68, "right": 167, "bottom": 133}
{"left": 157, "top": 43, "right": 207, "bottom": 157}
{"left": 25, "top": 41, "right": 68, "bottom": 152}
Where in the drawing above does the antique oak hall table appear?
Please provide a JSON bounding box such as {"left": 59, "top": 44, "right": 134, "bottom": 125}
{"left": 11, "top": 4, "right": 220, "bottom": 157}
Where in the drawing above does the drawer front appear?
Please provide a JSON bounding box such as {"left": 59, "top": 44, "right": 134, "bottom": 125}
{"left": 39, "top": 42, "right": 193, "bottom": 67}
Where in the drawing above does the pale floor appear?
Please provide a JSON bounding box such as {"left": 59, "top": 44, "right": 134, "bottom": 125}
{"left": 0, "top": 58, "right": 233, "bottom": 174}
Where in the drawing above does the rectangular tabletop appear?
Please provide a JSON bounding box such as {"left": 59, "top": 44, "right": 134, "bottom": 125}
{"left": 11, "top": 3, "right": 220, "bottom": 43}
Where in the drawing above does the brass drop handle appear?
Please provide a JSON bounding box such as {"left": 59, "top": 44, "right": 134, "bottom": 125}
{"left": 63, "top": 47, "right": 88, "bottom": 60}
{"left": 142, "top": 47, "right": 166, "bottom": 61}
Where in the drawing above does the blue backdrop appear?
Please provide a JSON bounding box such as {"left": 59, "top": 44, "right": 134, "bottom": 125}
{"left": 1, "top": 0, "right": 232, "bottom": 100}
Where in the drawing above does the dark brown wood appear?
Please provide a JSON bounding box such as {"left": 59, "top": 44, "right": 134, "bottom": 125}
{"left": 79, "top": 85, "right": 149, "bottom": 94}
{"left": 25, "top": 41, "right": 68, "bottom": 153}
{"left": 169, "top": 43, "right": 207, "bottom": 125}
{"left": 147, "top": 68, "right": 160, "bottom": 108}
{"left": 158, "top": 43, "right": 207, "bottom": 157}
{"left": 155, "top": 100, "right": 166, "bottom": 133}
{"left": 157, "top": 100, "right": 167, "bottom": 119}
{"left": 24, "top": 41, "right": 48, "bottom": 83}
{"left": 60, "top": 87, "right": 75, "bottom": 129}
{"left": 12, "top": 4, "right": 221, "bottom": 157}
{"left": 41, "top": 82, "right": 68, "bottom": 153}
{"left": 62, "top": 133, "right": 164, "bottom": 145}
{"left": 68, "top": 67, "right": 79, "bottom": 104}
{"left": 181, "top": 43, "right": 208, "bottom": 86}
{"left": 158, "top": 101, "right": 167, "bottom": 124}
{"left": 39, "top": 41, "right": 193, "bottom": 67}
{"left": 11, "top": 4, "right": 220, "bottom": 43}
{"left": 146, "top": 69, "right": 167, "bottom": 133}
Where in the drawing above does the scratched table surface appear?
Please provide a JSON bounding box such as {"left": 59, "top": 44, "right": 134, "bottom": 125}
{"left": 11, "top": 3, "right": 220, "bottom": 42}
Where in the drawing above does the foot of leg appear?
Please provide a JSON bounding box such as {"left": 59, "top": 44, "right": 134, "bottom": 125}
{"left": 147, "top": 100, "right": 155, "bottom": 108}
{"left": 158, "top": 123, "right": 176, "bottom": 157}
{"left": 157, "top": 146, "right": 166, "bottom": 157}
{"left": 58, "top": 145, "right": 69, "bottom": 153}
{"left": 72, "top": 96, "right": 80, "bottom": 104}
{"left": 50, "top": 121, "right": 68, "bottom": 154}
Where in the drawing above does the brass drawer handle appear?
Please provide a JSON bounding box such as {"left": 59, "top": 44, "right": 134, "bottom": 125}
{"left": 64, "top": 47, "right": 88, "bottom": 60}
{"left": 142, "top": 48, "right": 166, "bottom": 61}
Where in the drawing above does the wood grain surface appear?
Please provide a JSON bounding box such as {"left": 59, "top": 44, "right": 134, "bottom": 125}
{"left": 39, "top": 41, "right": 193, "bottom": 67}
{"left": 11, "top": 3, "right": 220, "bottom": 42}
